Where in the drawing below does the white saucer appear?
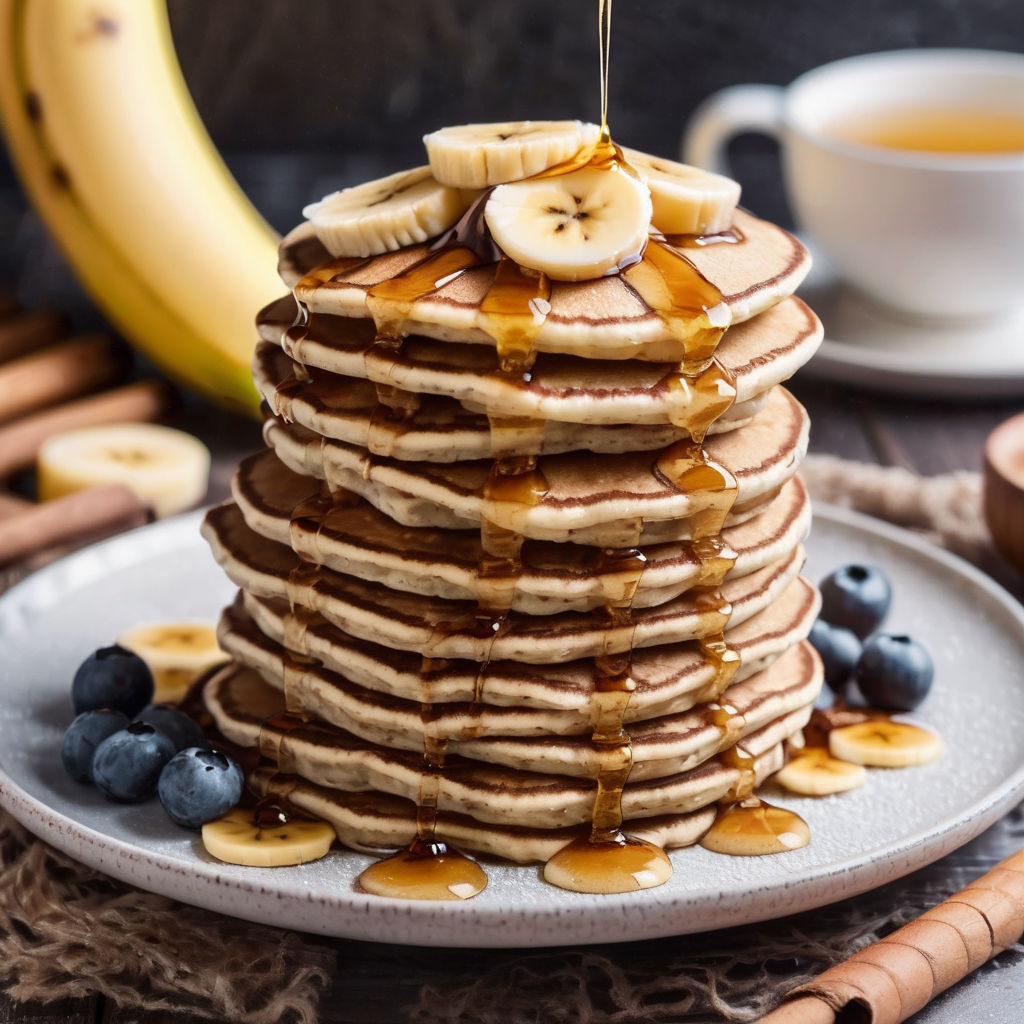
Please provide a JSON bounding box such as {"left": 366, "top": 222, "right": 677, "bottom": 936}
{"left": 797, "top": 242, "right": 1024, "bottom": 398}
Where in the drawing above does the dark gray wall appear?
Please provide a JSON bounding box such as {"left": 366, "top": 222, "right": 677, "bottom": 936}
{"left": 168, "top": 0, "right": 1024, "bottom": 154}
{"left": 164, "top": 0, "right": 1024, "bottom": 228}
{"left": 4, "top": 0, "right": 1024, "bottom": 295}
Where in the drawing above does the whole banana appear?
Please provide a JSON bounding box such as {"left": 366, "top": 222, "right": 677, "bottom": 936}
{"left": 0, "top": 0, "right": 281, "bottom": 415}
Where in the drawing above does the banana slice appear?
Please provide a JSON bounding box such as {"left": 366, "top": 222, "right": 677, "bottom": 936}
{"left": 117, "top": 621, "right": 225, "bottom": 704}
{"left": 202, "top": 807, "right": 336, "bottom": 867}
{"left": 36, "top": 423, "right": 210, "bottom": 519}
{"left": 829, "top": 720, "right": 943, "bottom": 768}
{"left": 424, "top": 120, "right": 602, "bottom": 189}
{"left": 302, "top": 167, "right": 473, "bottom": 258}
{"left": 620, "top": 147, "right": 741, "bottom": 235}
{"left": 484, "top": 166, "right": 652, "bottom": 282}
{"left": 774, "top": 746, "right": 867, "bottom": 796}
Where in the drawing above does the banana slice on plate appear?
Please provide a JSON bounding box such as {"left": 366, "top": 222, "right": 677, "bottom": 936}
{"left": 424, "top": 120, "right": 602, "bottom": 188}
{"left": 303, "top": 166, "right": 474, "bottom": 258}
{"left": 485, "top": 165, "right": 652, "bottom": 282}
{"left": 773, "top": 746, "right": 867, "bottom": 796}
{"left": 620, "top": 147, "right": 741, "bottom": 235}
{"left": 117, "top": 621, "right": 225, "bottom": 704}
{"left": 829, "top": 719, "right": 943, "bottom": 768}
{"left": 202, "top": 807, "right": 336, "bottom": 867}
{"left": 36, "top": 422, "right": 210, "bottom": 519}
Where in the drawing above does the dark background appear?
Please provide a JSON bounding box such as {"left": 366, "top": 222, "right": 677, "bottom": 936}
{"left": 2, "top": 0, "right": 1024, "bottom": 312}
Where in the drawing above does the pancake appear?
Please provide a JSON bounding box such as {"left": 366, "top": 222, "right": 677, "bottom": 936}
{"left": 206, "top": 664, "right": 804, "bottom": 828}
{"left": 216, "top": 572, "right": 818, "bottom": 718}
{"left": 277, "top": 208, "right": 811, "bottom": 360}
{"left": 253, "top": 340, "right": 768, "bottom": 460}
{"left": 262, "top": 385, "right": 808, "bottom": 546}
{"left": 206, "top": 644, "right": 819, "bottom": 862}
{"left": 232, "top": 449, "right": 811, "bottom": 613}
{"left": 211, "top": 598, "right": 819, "bottom": 749}
{"left": 249, "top": 767, "right": 722, "bottom": 862}
{"left": 254, "top": 292, "right": 822, "bottom": 432}
{"left": 206, "top": 636, "right": 818, "bottom": 778}
{"left": 202, "top": 500, "right": 805, "bottom": 663}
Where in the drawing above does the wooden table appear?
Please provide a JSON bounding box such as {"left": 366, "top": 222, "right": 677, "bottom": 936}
{"left": 1, "top": 370, "right": 1023, "bottom": 1023}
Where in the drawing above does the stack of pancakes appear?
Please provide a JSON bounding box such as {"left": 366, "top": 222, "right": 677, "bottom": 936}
{"left": 201, "top": 200, "right": 824, "bottom": 868}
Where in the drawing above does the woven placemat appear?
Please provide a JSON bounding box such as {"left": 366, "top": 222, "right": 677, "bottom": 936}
{"left": 0, "top": 457, "right": 1015, "bottom": 1023}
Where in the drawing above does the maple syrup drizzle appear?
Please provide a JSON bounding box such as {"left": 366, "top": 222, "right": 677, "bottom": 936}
{"left": 273, "top": 310, "right": 315, "bottom": 424}
{"left": 355, "top": 679, "right": 487, "bottom": 900}
{"left": 366, "top": 246, "right": 481, "bottom": 339}
{"left": 365, "top": 334, "right": 421, "bottom": 418}
{"left": 253, "top": 798, "right": 293, "bottom": 830}
{"left": 699, "top": 796, "right": 810, "bottom": 856}
{"left": 251, "top": 772, "right": 314, "bottom": 833}
{"left": 258, "top": 711, "right": 307, "bottom": 775}
{"left": 293, "top": 256, "right": 371, "bottom": 298}
{"left": 598, "top": 0, "right": 613, "bottom": 144}
{"left": 479, "top": 257, "right": 552, "bottom": 375}
{"left": 457, "top": 453, "right": 549, "bottom": 704}
{"left": 667, "top": 227, "right": 745, "bottom": 249}
{"left": 623, "top": 239, "right": 744, "bottom": 763}
{"left": 366, "top": 401, "right": 414, "bottom": 458}
{"left": 357, "top": 835, "right": 488, "bottom": 901}
{"left": 543, "top": 545, "right": 670, "bottom": 894}
{"left": 488, "top": 413, "right": 548, "bottom": 460}
{"left": 280, "top": 483, "right": 362, "bottom": 715}
{"left": 623, "top": 239, "right": 731, "bottom": 373}
{"left": 280, "top": 552, "right": 325, "bottom": 716}
{"left": 660, "top": 358, "right": 738, "bottom": 444}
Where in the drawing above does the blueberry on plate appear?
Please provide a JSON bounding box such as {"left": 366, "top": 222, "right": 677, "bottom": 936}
{"left": 856, "top": 633, "right": 934, "bottom": 712}
{"left": 71, "top": 644, "right": 154, "bottom": 717}
{"left": 818, "top": 564, "right": 892, "bottom": 639}
{"left": 157, "top": 747, "right": 244, "bottom": 829}
{"left": 807, "top": 618, "right": 862, "bottom": 694}
{"left": 60, "top": 709, "right": 130, "bottom": 783}
{"left": 91, "top": 722, "right": 175, "bottom": 802}
{"left": 134, "top": 704, "right": 204, "bottom": 752}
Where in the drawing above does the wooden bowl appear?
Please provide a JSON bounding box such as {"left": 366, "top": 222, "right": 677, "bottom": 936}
{"left": 984, "top": 411, "right": 1024, "bottom": 572}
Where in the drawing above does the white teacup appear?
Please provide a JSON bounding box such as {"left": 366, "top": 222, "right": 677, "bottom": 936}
{"left": 682, "top": 49, "right": 1024, "bottom": 322}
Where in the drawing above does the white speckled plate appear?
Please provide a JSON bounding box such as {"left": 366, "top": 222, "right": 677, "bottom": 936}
{"left": 1, "top": 505, "right": 1023, "bottom": 947}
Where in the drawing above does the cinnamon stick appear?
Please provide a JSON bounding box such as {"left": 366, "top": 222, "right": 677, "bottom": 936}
{"left": 0, "top": 308, "right": 68, "bottom": 363}
{"left": 0, "top": 492, "right": 31, "bottom": 517}
{"left": 0, "top": 379, "right": 174, "bottom": 478}
{"left": 0, "top": 333, "right": 127, "bottom": 424}
{"left": 0, "top": 484, "right": 152, "bottom": 566}
{"left": 755, "top": 849, "right": 1024, "bottom": 1024}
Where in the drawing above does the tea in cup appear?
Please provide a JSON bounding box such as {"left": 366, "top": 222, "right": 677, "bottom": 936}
{"left": 682, "top": 49, "right": 1024, "bottom": 322}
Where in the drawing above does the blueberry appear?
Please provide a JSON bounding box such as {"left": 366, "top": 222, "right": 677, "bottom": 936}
{"left": 157, "top": 747, "right": 244, "bottom": 829}
{"left": 71, "top": 644, "right": 153, "bottom": 717}
{"left": 819, "top": 564, "right": 892, "bottom": 639}
{"left": 855, "top": 633, "right": 934, "bottom": 712}
{"left": 134, "top": 705, "right": 204, "bottom": 752}
{"left": 91, "top": 722, "right": 175, "bottom": 802}
{"left": 60, "top": 709, "right": 130, "bottom": 783}
{"left": 808, "top": 618, "right": 862, "bottom": 694}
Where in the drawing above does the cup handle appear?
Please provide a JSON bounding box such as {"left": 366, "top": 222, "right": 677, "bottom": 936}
{"left": 681, "top": 84, "right": 786, "bottom": 175}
